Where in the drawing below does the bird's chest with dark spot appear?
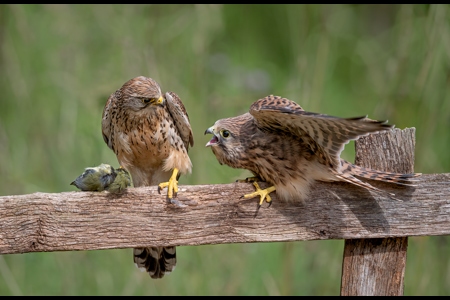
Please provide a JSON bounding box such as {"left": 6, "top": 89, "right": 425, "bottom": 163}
{"left": 121, "top": 109, "right": 175, "bottom": 163}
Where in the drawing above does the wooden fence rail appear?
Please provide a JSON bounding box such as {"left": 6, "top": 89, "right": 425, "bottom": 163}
{"left": 0, "top": 173, "right": 448, "bottom": 254}
{"left": 0, "top": 128, "right": 449, "bottom": 295}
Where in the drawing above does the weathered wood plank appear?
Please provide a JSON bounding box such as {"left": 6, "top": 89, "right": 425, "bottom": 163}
{"left": 340, "top": 127, "right": 415, "bottom": 296}
{"left": 341, "top": 237, "right": 408, "bottom": 296}
{"left": 0, "top": 172, "right": 448, "bottom": 255}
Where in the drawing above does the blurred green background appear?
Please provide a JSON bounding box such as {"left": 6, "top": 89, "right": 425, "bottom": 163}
{"left": 0, "top": 4, "right": 449, "bottom": 295}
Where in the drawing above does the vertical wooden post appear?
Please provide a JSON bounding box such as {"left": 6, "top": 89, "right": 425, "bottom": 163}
{"left": 340, "top": 128, "right": 416, "bottom": 296}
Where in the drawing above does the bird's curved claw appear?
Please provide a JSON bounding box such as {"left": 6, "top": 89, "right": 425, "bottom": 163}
{"left": 254, "top": 204, "right": 262, "bottom": 219}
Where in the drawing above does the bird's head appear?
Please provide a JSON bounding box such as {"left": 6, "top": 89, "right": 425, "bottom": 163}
{"left": 204, "top": 113, "right": 255, "bottom": 167}
{"left": 118, "top": 76, "right": 165, "bottom": 112}
{"left": 205, "top": 123, "right": 232, "bottom": 147}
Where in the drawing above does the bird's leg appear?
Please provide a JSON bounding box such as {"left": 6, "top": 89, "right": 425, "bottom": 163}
{"left": 240, "top": 182, "right": 276, "bottom": 215}
{"left": 158, "top": 168, "right": 179, "bottom": 202}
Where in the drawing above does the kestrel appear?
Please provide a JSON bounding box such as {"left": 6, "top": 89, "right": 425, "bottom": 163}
{"left": 205, "top": 95, "right": 420, "bottom": 210}
{"left": 102, "top": 76, "right": 193, "bottom": 279}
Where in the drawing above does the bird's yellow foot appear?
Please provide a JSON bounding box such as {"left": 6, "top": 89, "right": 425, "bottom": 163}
{"left": 240, "top": 182, "right": 276, "bottom": 216}
{"left": 158, "top": 168, "right": 186, "bottom": 207}
{"left": 158, "top": 168, "right": 179, "bottom": 200}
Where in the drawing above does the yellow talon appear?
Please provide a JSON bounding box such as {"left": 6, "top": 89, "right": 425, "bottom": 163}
{"left": 158, "top": 168, "right": 179, "bottom": 200}
{"left": 242, "top": 182, "right": 276, "bottom": 207}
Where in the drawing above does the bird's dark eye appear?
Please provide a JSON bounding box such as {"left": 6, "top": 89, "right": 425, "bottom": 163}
{"left": 143, "top": 98, "right": 153, "bottom": 104}
{"left": 220, "top": 130, "right": 230, "bottom": 138}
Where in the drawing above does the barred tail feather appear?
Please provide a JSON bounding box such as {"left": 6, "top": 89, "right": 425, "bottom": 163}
{"left": 133, "top": 246, "right": 176, "bottom": 279}
{"left": 340, "top": 159, "right": 421, "bottom": 186}
{"left": 333, "top": 171, "right": 396, "bottom": 197}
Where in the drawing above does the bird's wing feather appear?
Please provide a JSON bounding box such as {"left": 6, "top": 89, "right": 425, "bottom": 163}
{"left": 101, "top": 92, "right": 116, "bottom": 151}
{"left": 165, "top": 91, "right": 194, "bottom": 150}
{"left": 249, "top": 95, "right": 394, "bottom": 169}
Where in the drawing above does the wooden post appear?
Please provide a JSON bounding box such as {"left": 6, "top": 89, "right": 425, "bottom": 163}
{"left": 340, "top": 128, "right": 416, "bottom": 296}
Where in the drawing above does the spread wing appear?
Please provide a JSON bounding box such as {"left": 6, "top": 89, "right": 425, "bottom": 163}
{"left": 249, "top": 95, "right": 394, "bottom": 170}
{"left": 165, "top": 91, "right": 194, "bottom": 151}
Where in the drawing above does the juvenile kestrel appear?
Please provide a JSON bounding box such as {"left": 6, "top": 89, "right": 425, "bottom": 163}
{"left": 102, "top": 76, "right": 193, "bottom": 279}
{"left": 205, "top": 95, "right": 420, "bottom": 210}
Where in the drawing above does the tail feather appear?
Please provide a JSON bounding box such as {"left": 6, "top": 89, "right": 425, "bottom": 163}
{"left": 340, "top": 159, "right": 421, "bottom": 186}
{"left": 333, "top": 160, "right": 422, "bottom": 200}
{"left": 333, "top": 171, "right": 395, "bottom": 197}
{"left": 133, "top": 246, "right": 176, "bottom": 279}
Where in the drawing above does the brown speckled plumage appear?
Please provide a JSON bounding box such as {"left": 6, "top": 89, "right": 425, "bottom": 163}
{"left": 102, "top": 76, "right": 193, "bottom": 279}
{"left": 206, "top": 95, "right": 420, "bottom": 203}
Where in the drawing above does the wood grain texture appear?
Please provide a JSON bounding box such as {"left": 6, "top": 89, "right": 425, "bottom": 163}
{"left": 0, "top": 129, "right": 449, "bottom": 258}
{"left": 341, "top": 237, "right": 408, "bottom": 296}
{"left": 340, "top": 127, "right": 416, "bottom": 296}
{"left": 0, "top": 173, "right": 448, "bottom": 255}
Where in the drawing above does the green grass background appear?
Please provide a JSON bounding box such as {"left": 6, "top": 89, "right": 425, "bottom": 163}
{"left": 0, "top": 4, "right": 449, "bottom": 295}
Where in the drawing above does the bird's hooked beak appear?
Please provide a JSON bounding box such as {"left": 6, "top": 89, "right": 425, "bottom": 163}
{"left": 205, "top": 126, "right": 218, "bottom": 147}
{"left": 157, "top": 96, "right": 165, "bottom": 107}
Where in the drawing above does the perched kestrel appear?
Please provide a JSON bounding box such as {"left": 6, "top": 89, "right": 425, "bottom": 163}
{"left": 102, "top": 76, "right": 193, "bottom": 279}
{"left": 205, "top": 95, "right": 420, "bottom": 210}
